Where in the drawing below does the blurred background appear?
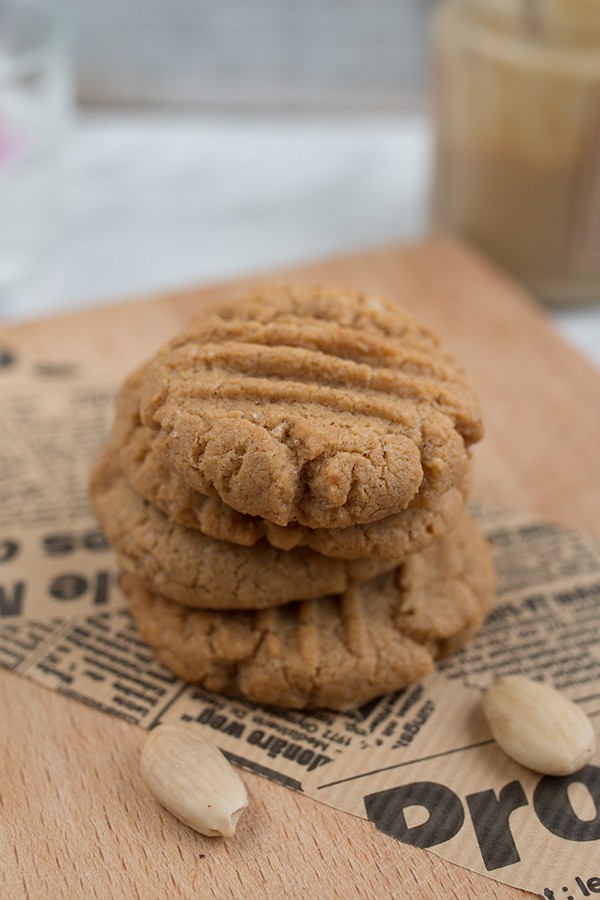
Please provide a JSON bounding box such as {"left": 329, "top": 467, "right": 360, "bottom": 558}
{"left": 0, "top": 0, "right": 435, "bottom": 314}
{"left": 75, "top": 0, "right": 432, "bottom": 111}
{"left": 0, "top": 0, "right": 599, "bottom": 365}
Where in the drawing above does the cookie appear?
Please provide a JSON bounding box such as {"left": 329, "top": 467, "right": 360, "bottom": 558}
{"left": 123, "top": 512, "right": 495, "bottom": 710}
{"left": 137, "top": 285, "right": 482, "bottom": 529}
{"left": 90, "top": 450, "right": 397, "bottom": 611}
{"left": 114, "top": 365, "right": 470, "bottom": 559}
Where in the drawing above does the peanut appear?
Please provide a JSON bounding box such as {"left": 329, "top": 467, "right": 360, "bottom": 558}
{"left": 482, "top": 675, "right": 596, "bottom": 776}
{"left": 140, "top": 722, "right": 248, "bottom": 837}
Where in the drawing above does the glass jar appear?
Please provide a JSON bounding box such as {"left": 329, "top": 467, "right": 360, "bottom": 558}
{"left": 431, "top": 0, "right": 600, "bottom": 306}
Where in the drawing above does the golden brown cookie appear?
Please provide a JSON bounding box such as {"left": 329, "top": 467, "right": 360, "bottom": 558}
{"left": 123, "top": 513, "right": 495, "bottom": 710}
{"left": 137, "top": 285, "right": 482, "bottom": 529}
{"left": 113, "top": 366, "right": 469, "bottom": 560}
{"left": 90, "top": 450, "right": 397, "bottom": 610}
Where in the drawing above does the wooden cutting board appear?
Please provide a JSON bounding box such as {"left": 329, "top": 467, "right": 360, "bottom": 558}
{"left": 2, "top": 239, "right": 599, "bottom": 900}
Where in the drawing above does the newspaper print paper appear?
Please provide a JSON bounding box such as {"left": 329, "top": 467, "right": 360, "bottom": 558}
{"left": 1, "top": 365, "right": 598, "bottom": 898}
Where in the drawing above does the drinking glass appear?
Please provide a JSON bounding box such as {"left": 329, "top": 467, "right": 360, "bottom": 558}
{"left": 0, "top": 0, "right": 70, "bottom": 297}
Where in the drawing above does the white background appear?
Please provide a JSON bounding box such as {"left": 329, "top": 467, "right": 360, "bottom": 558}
{"left": 3, "top": 111, "right": 600, "bottom": 372}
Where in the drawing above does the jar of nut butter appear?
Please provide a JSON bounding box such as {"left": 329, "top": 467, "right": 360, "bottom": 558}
{"left": 432, "top": 0, "right": 600, "bottom": 306}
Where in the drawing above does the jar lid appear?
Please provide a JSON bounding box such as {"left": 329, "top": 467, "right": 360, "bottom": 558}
{"left": 473, "top": 0, "right": 600, "bottom": 44}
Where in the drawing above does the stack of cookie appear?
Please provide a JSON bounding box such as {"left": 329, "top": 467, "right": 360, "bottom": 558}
{"left": 90, "top": 285, "right": 494, "bottom": 710}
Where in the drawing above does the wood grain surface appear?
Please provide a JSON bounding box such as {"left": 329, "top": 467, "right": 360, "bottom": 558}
{"left": 2, "top": 239, "right": 599, "bottom": 900}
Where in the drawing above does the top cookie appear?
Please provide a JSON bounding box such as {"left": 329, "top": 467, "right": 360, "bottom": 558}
{"left": 114, "top": 366, "right": 469, "bottom": 560}
{"left": 139, "top": 285, "right": 483, "bottom": 529}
